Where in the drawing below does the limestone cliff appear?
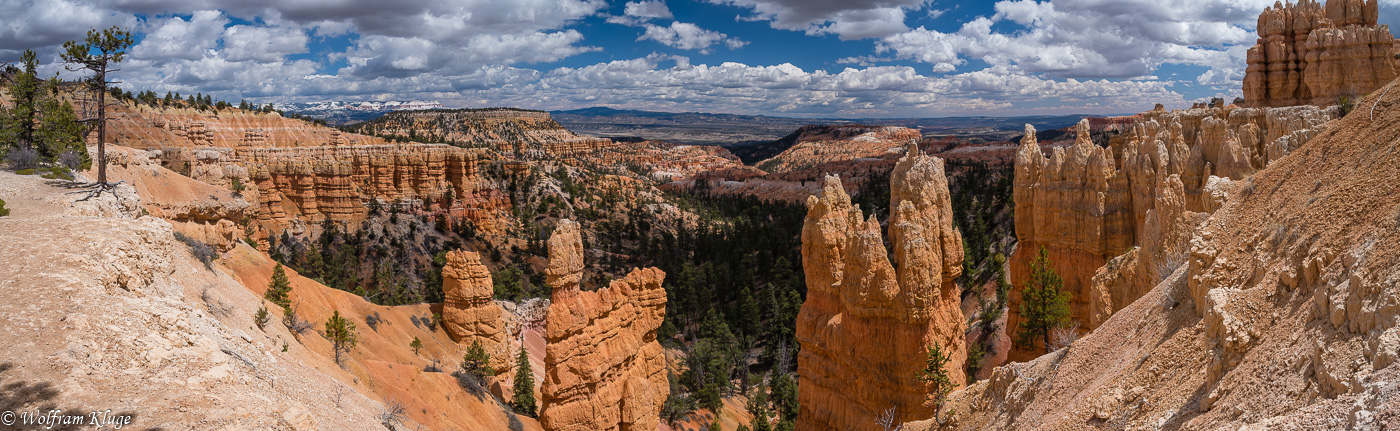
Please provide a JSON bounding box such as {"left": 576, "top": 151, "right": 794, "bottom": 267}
{"left": 1010, "top": 107, "right": 1335, "bottom": 345}
{"left": 1243, "top": 0, "right": 1397, "bottom": 107}
{"left": 442, "top": 250, "right": 505, "bottom": 348}
{"left": 539, "top": 220, "right": 668, "bottom": 431}
{"left": 795, "top": 143, "right": 965, "bottom": 430}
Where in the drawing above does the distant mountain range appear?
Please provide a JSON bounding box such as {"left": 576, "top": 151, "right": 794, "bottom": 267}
{"left": 550, "top": 106, "right": 1101, "bottom": 146}
{"left": 274, "top": 100, "right": 446, "bottom": 125}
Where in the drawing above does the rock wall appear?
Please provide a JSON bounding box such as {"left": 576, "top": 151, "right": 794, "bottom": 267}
{"left": 538, "top": 220, "right": 668, "bottom": 431}
{"left": 795, "top": 143, "right": 966, "bottom": 430}
{"left": 101, "top": 104, "right": 390, "bottom": 148}
{"left": 1010, "top": 108, "right": 1335, "bottom": 351}
{"left": 1243, "top": 0, "right": 1397, "bottom": 107}
{"left": 441, "top": 250, "right": 505, "bottom": 348}
{"left": 150, "top": 143, "right": 507, "bottom": 233}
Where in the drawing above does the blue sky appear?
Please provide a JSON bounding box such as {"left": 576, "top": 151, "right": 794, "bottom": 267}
{"left": 3, "top": 0, "right": 1399, "bottom": 117}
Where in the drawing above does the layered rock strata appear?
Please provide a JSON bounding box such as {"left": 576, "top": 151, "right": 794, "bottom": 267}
{"left": 441, "top": 250, "right": 505, "bottom": 347}
{"left": 795, "top": 143, "right": 966, "bottom": 430}
{"left": 539, "top": 220, "right": 668, "bottom": 431}
{"left": 1243, "top": 0, "right": 1397, "bottom": 107}
{"left": 1010, "top": 107, "right": 1334, "bottom": 347}
{"left": 348, "top": 109, "right": 614, "bottom": 158}
{"left": 151, "top": 144, "right": 507, "bottom": 232}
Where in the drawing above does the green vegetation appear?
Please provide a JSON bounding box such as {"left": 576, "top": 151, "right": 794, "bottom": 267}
{"left": 410, "top": 337, "right": 423, "bottom": 355}
{"left": 460, "top": 339, "right": 494, "bottom": 382}
{"left": 254, "top": 306, "right": 270, "bottom": 330}
{"left": 0, "top": 198, "right": 10, "bottom": 217}
{"left": 511, "top": 346, "right": 536, "bottom": 417}
{"left": 1, "top": 49, "right": 88, "bottom": 173}
{"left": 918, "top": 342, "right": 956, "bottom": 424}
{"left": 60, "top": 26, "right": 134, "bottom": 187}
{"left": 264, "top": 263, "right": 293, "bottom": 312}
{"left": 1016, "top": 246, "right": 1073, "bottom": 354}
{"left": 324, "top": 310, "right": 358, "bottom": 365}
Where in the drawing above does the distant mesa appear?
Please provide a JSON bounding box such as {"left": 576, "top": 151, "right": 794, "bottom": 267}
{"left": 274, "top": 100, "right": 447, "bottom": 125}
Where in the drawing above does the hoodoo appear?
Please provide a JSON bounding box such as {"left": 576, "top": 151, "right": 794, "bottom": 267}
{"left": 538, "top": 220, "right": 669, "bottom": 431}
{"left": 1243, "top": 0, "right": 1397, "bottom": 107}
{"left": 441, "top": 250, "right": 505, "bottom": 347}
{"left": 794, "top": 143, "right": 966, "bottom": 430}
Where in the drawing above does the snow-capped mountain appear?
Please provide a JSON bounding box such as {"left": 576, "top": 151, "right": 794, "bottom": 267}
{"left": 274, "top": 100, "right": 446, "bottom": 125}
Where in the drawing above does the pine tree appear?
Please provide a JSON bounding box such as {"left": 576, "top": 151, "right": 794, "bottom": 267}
{"left": 265, "top": 263, "right": 293, "bottom": 312}
{"left": 60, "top": 26, "right": 135, "bottom": 188}
{"left": 460, "top": 339, "right": 494, "bottom": 381}
{"left": 36, "top": 78, "right": 87, "bottom": 168}
{"left": 1016, "top": 246, "right": 1073, "bottom": 354}
{"left": 918, "top": 342, "right": 956, "bottom": 424}
{"left": 324, "top": 310, "right": 358, "bottom": 365}
{"left": 8, "top": 49, "right": 40, "bottom": 151}
{"left": 511, "top": 346, "right": 536, "bottom": 417}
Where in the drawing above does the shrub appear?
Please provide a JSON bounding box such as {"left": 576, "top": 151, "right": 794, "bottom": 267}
{"left": 173, "top": 231, "right": 218, "bottom": 269}
{"left": 58, "top": 149, "right": 89, "bottom": 172}
{"left": 1049, "top": 322, "right": 1081, "bottom": 352}
{"left": 230, "top": 177, "right": 245, "bottom": 195}
{"left": 365, "top": 311, "right": 381, "bottom": 331}
{"left": 255, "top": 306, "right": 270, "bottom": 330}
{"left": 5, "top": 146, "right": 39, "bottom": 171}
{"left": 1339, "top": 92, "right": 1357, "bottom": 117}
{"left": 39, "top": 166, "right": 72, "bottom": 180}
{"left": 0, "top": 198, "right": 9, "bottom": 217}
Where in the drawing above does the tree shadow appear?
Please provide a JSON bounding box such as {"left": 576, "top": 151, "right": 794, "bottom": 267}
{"left": 0, "top": 362, "right": 157, "bottom": 430}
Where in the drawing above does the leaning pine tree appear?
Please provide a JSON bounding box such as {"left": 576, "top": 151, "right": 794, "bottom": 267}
{"left": 59, "top": 26, "right": 134, "bottom": 198}
{"left": 1016, "top": 246, "right": 1073, "bottom": 354}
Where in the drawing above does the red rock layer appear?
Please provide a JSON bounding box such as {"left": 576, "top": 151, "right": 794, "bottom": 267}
{"left": 538, "top": 220, "right": 668, "bottom": 431}
{"left": 795, "top": 143, "right": 965, "bottom": 430}
{"left": 1243, "top": 0, "right": 1396, "bottom": 107}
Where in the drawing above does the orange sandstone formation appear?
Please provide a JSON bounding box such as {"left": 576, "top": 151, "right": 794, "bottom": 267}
{"left": 441, "top": 250, "right": 505, "bottom": 348}
{"left": 795, "top": 143, "right": 966, "bottom": 430}
{"left": 1243, "top": 0, "right": 1397, "bottom": 107}
{"left": 1010, "top": 108, "right": 1335, "bottom": 349}
{"left": 539, "top": 220, "right": 668, "bottom": 431}
{"left": 147, "top": 143, "right": 506, "bottom": 232}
